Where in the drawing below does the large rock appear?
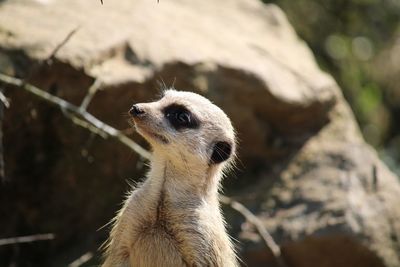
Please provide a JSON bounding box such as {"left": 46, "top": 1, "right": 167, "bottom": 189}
{"left": 236, "top": 99, "right": 400, "bottom": 267}
{"left": 0, "top": 0, "right": 399, "bottom": 266}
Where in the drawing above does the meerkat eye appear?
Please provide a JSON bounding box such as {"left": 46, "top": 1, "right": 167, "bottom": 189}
{"left": 177, "top": 111, "right": 191, "bottom": 125}
{"left": 164, "top": 104, "right": 199, "bottom": 130}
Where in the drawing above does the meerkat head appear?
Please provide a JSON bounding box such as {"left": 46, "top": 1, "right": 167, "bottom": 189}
{"left": 129, "top": 89, "right": 236, "bottom": 170}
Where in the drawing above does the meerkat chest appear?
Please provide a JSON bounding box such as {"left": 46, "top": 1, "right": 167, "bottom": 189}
{"left": 128, "top": 189, "right": 223, "bottom": 266}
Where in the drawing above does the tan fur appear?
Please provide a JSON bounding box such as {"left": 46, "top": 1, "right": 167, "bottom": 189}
{"left": 102, "top": 90, "right": 238, "bottom": 267}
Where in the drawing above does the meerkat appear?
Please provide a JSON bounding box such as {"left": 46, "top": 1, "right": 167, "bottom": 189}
{"left": 101, "top": 89, "right": 238, "bottom": 267}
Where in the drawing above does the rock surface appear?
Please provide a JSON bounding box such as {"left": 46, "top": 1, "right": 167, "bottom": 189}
{"left": 0, "top": 0, "right": 399, "bottom": 266}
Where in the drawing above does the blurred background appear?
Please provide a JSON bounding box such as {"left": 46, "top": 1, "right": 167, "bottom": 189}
{"left": 0, "top": 0, "right": 399, "bottom": 266}
{"left": 266, "top": 0, "right": 400, "bottom": 175}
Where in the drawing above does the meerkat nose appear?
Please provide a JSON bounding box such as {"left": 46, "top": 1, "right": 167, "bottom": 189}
{"left": 129, "top": 105, "right": 145, "bottom": 117}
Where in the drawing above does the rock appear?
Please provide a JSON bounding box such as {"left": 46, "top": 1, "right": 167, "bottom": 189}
{"left": 0, "top": 0, "right": 399, "bottom": 266}
{"left": 236, "top": 99, "right": 400, "bottom": 267}
{"left": 0, "top": 0, "right": 337, "bottom": 163}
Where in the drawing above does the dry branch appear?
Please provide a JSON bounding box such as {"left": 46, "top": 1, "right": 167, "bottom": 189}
{"left": 220, "top": 196, "right": 288, "bottom": 267}
{"left": 0, "top": 88, "right": 6, "bottom": 181}
{"left": 68, "top": 251, "right": 94, "bottom": 267}
{"left": 0, "top": 233, "right": 55, "bottom": 246}
{"left": 0, "top": 73, "right": 151, "bottom": 160}
{"left": 46, "top": 27, "right": 80, "bottom": 63}
{"left": 22, "top": 27, "right": 79, "bottom": 86}
{"left": 0, "top": 90, "right": 10, "bottom": 108}
{"left": 80, "top": 79, "right": 102, "bottom": 111}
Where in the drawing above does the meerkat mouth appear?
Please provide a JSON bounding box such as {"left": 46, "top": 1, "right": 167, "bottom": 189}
{"left": 150, "top": 132, "right": 169, "bottom": 144}
{"left": 134, "top": 123, "right": 169, "bottom": 144}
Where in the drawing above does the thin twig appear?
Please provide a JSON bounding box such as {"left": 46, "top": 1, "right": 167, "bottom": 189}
{"left": 100, "top": 0, "right": 103, "bottom": 4}
{"left": 0, "top": 73, "right": 151, "bottom": 160}
{"left": 220, "top": 196, "right": 288, "bottom": 267}
{"left": 68, "top": 251, "right": 94, "bottom": 267}
{"left": 63, "top": 111, "right": 108, "bottom": 139}
{"left": 0, "top": 90, "right": 10, "bottom": 108}
{"left": 22, "top": 27, "right": 79, "bottom": 86}
{"left": 0, "top": 233, "right": 55, "bottom": 246}
{"left": 0, "top": 88, "right": 5, "bottom": 182}
{"left": 79, "top": 79, "right": 102, "bottom": 111}
{"left": 46, "top": 27, "right": 80, "bottom": 64}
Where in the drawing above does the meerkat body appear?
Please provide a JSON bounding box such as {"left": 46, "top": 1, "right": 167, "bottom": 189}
{"left": 102, "top": 90, "right": 238, "bottom": 267}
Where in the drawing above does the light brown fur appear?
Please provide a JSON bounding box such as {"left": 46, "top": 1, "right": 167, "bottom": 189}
{"left": 102, "top": 90, "right": 238, "bottom": 267}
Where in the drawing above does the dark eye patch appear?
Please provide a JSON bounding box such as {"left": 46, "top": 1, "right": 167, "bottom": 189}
{"left": 163, "top": 104, "right": 200, "bottom": 130}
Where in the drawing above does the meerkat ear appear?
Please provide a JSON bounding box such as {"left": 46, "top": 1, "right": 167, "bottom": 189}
{"left": 210, "top": 141, "right": 232, "bottom": 164}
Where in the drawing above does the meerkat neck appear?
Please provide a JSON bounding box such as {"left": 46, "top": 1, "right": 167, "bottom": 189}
{"left": 147, "top": 152, "right": 222, "bottom": 201}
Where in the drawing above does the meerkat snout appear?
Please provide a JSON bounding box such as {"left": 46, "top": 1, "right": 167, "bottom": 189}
{"left": 129, "top": 104, "right": 145, "bottom": 117}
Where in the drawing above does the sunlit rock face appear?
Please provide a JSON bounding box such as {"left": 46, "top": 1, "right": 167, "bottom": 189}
{"left": 0, "top": 0, "right": 399, "bottom": 266}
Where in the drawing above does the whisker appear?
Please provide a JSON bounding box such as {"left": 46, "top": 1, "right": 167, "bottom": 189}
{"left": 156, "top": 77, "right": 169, "bottom": 94}
{"left": 171, "top": 77, "right": 176, "bottom": 88}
